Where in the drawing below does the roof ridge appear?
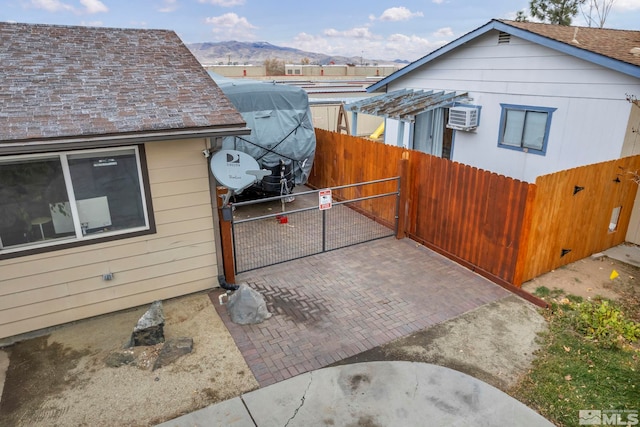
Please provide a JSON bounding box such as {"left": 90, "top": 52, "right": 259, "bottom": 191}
{"left": 498, "top": 18, "right": 640, "bottom": 34}
{"left": 0, "top": 21, "right": 174, "bottom": 34}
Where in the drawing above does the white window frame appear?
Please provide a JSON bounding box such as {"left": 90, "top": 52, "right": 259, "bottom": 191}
{"left": 497, "top": 104, "right": 556, "bottom": 155}
{"left": 0, "top": 145, "right": 150, "bottom": 255}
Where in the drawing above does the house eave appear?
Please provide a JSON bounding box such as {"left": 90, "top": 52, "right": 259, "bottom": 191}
{"left": 367, "top": 19, "right": 640, "bottom": 93}
{"left": 0, "top": 126, "right": 252, "bottom": 155}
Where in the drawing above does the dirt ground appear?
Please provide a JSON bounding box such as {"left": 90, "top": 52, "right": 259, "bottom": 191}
{"left": 0, "top": 293, "right": 258, "bottom": 427}
{"left": 333, "top": 252, "right": 640, "bottom": 393}
{"left": 0, "top": 251, "right": 637, "bottom": 426}
{"left": 333, "top": 294, "right": 549, "bottom": 391}
{"left": 522, "top": 252, "right": 640, "bottom": 304}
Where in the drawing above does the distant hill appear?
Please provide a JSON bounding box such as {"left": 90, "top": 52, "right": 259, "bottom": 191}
{"left": 186, "top": 41, "right": 403, "bottom": 66}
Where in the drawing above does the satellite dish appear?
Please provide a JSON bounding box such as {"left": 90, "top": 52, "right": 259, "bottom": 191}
{"left": 210, "top": 150, "right": 271, "bottom": 204}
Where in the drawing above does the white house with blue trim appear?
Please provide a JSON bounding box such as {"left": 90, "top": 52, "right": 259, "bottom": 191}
{"left": 349, "top": 19, "right": 640, "bottom": 185}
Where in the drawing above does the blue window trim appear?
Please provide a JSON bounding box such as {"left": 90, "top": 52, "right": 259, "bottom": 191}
{"left": 497, "top": 103, "right": 556, "bottom": 156}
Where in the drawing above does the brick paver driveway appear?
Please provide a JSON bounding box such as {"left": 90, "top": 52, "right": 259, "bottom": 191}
{"left": 212, "top": 237, "right": 510, "bottom": 387}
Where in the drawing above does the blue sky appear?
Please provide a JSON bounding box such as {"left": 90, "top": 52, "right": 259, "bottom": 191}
{"left": 3, "top": 0, "right": 640, "bottom": 61}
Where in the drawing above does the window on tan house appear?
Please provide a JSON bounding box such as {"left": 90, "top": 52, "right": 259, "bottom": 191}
{"left": 0, "top": 146, "right": 151, "bottom": 254}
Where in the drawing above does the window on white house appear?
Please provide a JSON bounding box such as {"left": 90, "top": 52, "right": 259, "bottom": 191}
{"left": 0, "top": 146, "right": 150, "bottom": 253}
{"left": 498, "top": 104, "right": 556, "bottom": 155}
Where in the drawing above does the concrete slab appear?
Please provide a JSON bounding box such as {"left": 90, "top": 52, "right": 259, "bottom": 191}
{"left": 160, "top": 362, "right": 553, "bottom": 427}
{"left": 604, "top": 244, "right": 640, "bottom": 268}
{"left": 156, "top": 397, "right": 254, "bottom": 427}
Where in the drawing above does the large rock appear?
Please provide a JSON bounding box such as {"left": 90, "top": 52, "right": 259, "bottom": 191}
{"left": 226, "top": 283, "right": 272, "bottom": 325}
{"left": 130, "top": 301, "right": 165, "bottom": 347}
{"left": 153, "top": 337, "right": 193, "bottom": 371}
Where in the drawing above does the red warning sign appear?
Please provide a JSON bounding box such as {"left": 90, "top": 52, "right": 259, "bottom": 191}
{"left": 319, "top": 189, "right": 332, "bottom": 210}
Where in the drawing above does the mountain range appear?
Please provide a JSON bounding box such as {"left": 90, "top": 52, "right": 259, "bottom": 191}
{"left": 186, "top": 41, "right": 408, "bottom": 66}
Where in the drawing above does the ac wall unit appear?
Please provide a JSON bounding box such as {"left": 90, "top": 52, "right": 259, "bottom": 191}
{"left": 447, "top": 106, "right": 479, "bottom": 131}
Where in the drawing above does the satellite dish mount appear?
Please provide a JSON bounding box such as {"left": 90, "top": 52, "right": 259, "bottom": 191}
{"left": 210, "top": 149, "right": 271, "bottom": 206}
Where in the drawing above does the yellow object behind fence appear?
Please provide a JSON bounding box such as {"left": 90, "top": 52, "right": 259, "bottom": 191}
{"left": 370, "top": 122, "right": 385, "bottom": 139}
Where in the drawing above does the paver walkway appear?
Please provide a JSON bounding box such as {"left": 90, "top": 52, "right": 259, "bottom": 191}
{"left": 211, "top": 237, "right": 510, "bottom": 387}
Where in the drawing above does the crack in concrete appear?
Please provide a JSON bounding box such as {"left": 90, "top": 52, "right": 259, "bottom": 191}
{"left": 284, "top": 372, "right": 313, "bottom": 427}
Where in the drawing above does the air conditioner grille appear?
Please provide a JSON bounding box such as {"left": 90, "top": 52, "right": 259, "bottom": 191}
{"left": 447, "top": 106, "right": 479, "bottom": 131}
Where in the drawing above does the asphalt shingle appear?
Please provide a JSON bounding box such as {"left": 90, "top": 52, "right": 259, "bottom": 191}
{"left": 0, "top": 22, "right": 246, "bottom": 143}
{"left": 502, "top": 19, "right": 640, "bottom": 68}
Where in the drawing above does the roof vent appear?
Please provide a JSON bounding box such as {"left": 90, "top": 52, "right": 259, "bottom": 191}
{"left": 498, "top": 32, "right": 511, "bottom": 44}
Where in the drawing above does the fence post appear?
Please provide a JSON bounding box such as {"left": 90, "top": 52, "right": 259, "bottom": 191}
{"left": 512, "top": 183, "right": 537, "bottom": 287}
{"left": 216, "top": 186, "right": 236, "bottom": 284}
{"left": 396, "top": 156, "right": 410, "bottom": 239}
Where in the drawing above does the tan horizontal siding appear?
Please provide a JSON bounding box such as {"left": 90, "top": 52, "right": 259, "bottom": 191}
{"left": 4, "top": 254, "right": 215, "bottom": 322}
{"left": 152, "top": 190, "right": 212, "bottom": 212}
{"left": 0, "top": 235, "right": 214, "bottom": 297}
{"left": 0, "top": 138, "right": 220, "bottom": 339}
{"left": 150, "top": 177, "right": 210, "bottom": 198}
{"left": 0, "top": 277, "right": 211, "bottom": 340}
{"left": 148, "top": 163, "right": 208, "bottom": 184}
{"left": 0, "top": 218, "right": 214, "bottom": 281}
{"left": 153, "top": 204, "right": 214, "bottom": 225}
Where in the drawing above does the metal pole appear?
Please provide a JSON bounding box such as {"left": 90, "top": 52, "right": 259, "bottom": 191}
{"left": 322, "top": 209, "right": 327, "bottom": 252}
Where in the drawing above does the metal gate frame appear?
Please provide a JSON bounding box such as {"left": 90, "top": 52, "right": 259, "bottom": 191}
{"left": 229, "top": 177, "right": 400, "bottom": 274}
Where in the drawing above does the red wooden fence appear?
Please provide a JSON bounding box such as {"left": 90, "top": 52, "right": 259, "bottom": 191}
{"left": 310, "top": 129, "right": 532, "bottom": 287}
{"left": 309, "top": 129, "right": 640, "bottom": 290}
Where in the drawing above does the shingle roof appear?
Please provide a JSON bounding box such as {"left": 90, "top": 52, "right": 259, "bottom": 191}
{"left": 501, "top": 20, "right": 640, "bottom": 68}
{"left": 0, "top": 22, "right": 247, "bottom": 144}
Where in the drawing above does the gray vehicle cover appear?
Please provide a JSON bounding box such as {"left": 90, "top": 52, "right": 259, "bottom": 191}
{"left": 211, "top": 74, "right": 316, "bottom": 187}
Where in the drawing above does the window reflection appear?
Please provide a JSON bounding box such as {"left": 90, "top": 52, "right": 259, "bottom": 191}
{"left": 0, "top": 158, "right": 72, "bottom": 247}
{"left": 0, "top": 147, "right": 148, "bottom": 252}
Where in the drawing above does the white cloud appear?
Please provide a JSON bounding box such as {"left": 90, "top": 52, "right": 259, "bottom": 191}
{"left": 374, "top": 7, "right": 423, "bottom": 22}
{"left": 199, "top": 0, "right": 245, "bottom": 6}
{"left": 384, "top": 33, "right": 447, "bottom": 61}
{"left": 286, "top": 28, "right": 447, "bottom": 63}
{"left": 29, "top": 0, "right": 74, "bottom": 12}
{"left": 432, "top": 0, "right": 444, "bottom": 4}
{"left": 205, "top": 13, "right": 257, "bottom": 40}
{"left": 433, "top": 27, "right": 453, "bottom": 38}
{"left": 286, "top": 29, "right": 383, "bottom": 61}
{"left": 79, "top": 0, "right": 107, "bottom": 13}
{"left": 288, "top": 32, "right": 336, "bottom": 56}
{"left": 158, "top": 0, "right": 178, "bottom": 13}
{"left": 323, "top": 26, "right": 377, "bottom": 40}
{"left": 29, "top": 0, "right": 107, "bottom": 14}
{"left": 613, "top": 0, "right": 640, "bottom": 10}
